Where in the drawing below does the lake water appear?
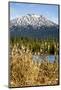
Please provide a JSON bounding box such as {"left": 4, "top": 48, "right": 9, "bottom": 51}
{"left": 32, "top": 55, "right": 58, "bottom": 63}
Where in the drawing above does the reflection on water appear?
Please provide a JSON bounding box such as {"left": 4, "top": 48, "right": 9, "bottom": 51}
{"left": 32, "top": 55, "right": 58, "bottom": 63}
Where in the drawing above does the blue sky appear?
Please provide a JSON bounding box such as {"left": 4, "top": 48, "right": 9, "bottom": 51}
{"left": 10, "top": 2, "right": 58, "bottom": 24}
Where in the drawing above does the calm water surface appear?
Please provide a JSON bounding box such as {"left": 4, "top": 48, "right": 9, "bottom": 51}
{"left": 32, "top": 55, "right": 58, "bottom": 63}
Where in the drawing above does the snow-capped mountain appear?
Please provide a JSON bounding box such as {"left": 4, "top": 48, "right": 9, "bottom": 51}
{"left": 9, "top": 14, "right": 59, "bottom": 40}
{"left": 10, "top": 14, "right": 57, "bottom": 28}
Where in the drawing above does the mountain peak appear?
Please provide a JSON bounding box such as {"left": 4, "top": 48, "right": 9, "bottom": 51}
{"left": 27, "top": 14, "right": 40, "bottom": 17}
{"left": 10, "top": 14, "right": 57, "bottom": 28}
{"left": 10, "top": 14, "right": 58, "bottom": 40}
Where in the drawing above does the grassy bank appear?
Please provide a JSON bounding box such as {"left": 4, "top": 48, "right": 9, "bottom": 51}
{"left": 10, "top": 37, "right": 59, "bottom": 55}
{"left": 9, "top": 41, "right": 59, "bottom": 87}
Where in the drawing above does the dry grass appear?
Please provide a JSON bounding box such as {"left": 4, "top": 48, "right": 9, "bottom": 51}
{"left": 9, "top": 44, "right": 59, "bottom": 87}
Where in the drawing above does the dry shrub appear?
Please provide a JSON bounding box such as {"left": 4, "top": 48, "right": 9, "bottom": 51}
{"left": 37, "top": 60, "right": 59, "bottom": 85}
{"left": 9, "top": 44, "right": 39, "bottom": 87}
{"left": 9, "top": 44, "right": 59, "bottom": 87}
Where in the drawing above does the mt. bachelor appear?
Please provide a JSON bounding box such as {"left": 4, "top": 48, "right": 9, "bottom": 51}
{"left": 10, "top": 14, "right": 59, "bottom": 40}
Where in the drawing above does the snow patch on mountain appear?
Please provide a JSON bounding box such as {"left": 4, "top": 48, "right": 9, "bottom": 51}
{"left": 10, "top": 14, "right": 57, "bottom": 28}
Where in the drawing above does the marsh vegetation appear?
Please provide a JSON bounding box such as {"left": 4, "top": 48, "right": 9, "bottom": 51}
{"left": 9, "top": 37, "right": 59, "bottom": 87}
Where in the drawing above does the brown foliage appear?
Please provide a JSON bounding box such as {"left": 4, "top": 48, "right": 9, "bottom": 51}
{"left": 9, "top": 44, "right": 59, "bottom": 87}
